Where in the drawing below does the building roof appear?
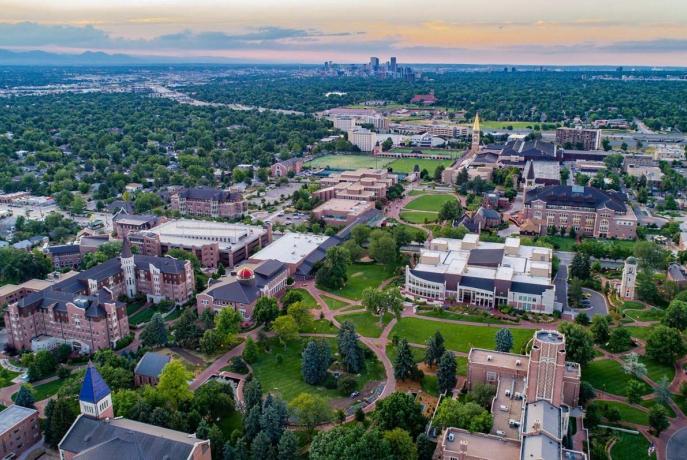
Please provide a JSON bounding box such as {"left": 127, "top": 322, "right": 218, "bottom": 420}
{"left": 61, "top": 415, "right": 204, "bottom": 460}
{"left": 467, "top": 248, "right": 504, "bottom": 267}
{"left": 523, "top": 400, "right": 561, "bottom": 439}
{"left": 205, "top": 259, "right": 286, "bottom": 305}
{"left": 113, "top": 214, "right": 158, "bottom": 226}
{"left": 134, "top": 352, "right": 171, "bottom": 379}
{"left": 295, "top": 236, "right": 342, "bottom": 276}
{"left": 176, "top": 187, "right": 243, "bottom": 202}
{"left": 521, "top": 433, "right": 561, "bottom": 460}
{"left": 251, "top": 232, "right": 330, "bottom": 265}
{"left": 441, "top": 428, "right": 520, "bottom": 460}
{"left": 0, "top": 405, "right": 37, "bottom": 436}
{"left": 137, "top": 219, "right": 266, "bottom": 252}
{"left": 668, "top": 263, "right": 687, "bottom": 282}
{"left": 79, "top": 363, "right": 111, "bottom": 404}
{"left": 525, "top": 185, "right": 628, "bottom": 213}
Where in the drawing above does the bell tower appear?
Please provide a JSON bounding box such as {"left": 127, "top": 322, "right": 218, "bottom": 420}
{"left": 471, "top": 113, "right": 481, "bottom": 154}
{"left": 620, "top": 256, "right": 637, "bottom": 300}
{"left": 121, "top": 237, "right": 137, "bottom": 298}
{"left": 79, "top": 362, "right": 114, "bottom": 420}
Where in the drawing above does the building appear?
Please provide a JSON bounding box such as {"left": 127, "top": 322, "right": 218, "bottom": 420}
{"left": 113, "top": 214, "right": 160, "bottom": 238}
{"left": 5, "top": 241, "right": 194, "bottom": 353}
{"left": 438, "top": 330, "right": 585, "bottom": 460}
{"left": 311, "top": 198, "right": 376, "bottom": 227}
{"left": 620, "top": 256, "right": 637, "bottom": 300}
{"left": 471, "top": 113, "right": 481, "bottom": 154}
{"left": 404, "top": 235, "right": 557, "bottom": 314}
{"left": 60, "top": 364, "right": 211, "bottom": 460}
{"left": 45, "top": 244, "right": 82, "bottom": 269}
{"left": 410, "top": 91, "right": 437, "bottom": 105}
{"left": 523, "top": 185, "right": 637, "bottom": 239}
{"left": 624, "top": 164, "right": 665, "bottom": 186}
{"left": 0, "top": 405, "right": 40, "bottom": 459}
{"left": 522, "top": 160, "right": 561, "bottom": 190}
{"left": 270, "top": 157, "right": 304, "bottom": 177}
{"left": 170, "top": 187, "right": 247, "bottom": 219}
{"left": 555, "top": 127, "right": 601, "bottom": 151}
{"left": 315, "top": 168, "right": 398, "bottom": 202}
{"left": 134, "top": 351, "right": 171, "bottom": 386}
{"left": 124, "top": 183, "right": 144, "bottom": 193}
{"left": 347, "top": 128, "right": 377, "bottom": 152}
{"left": 249, "top": 232, "right": 331, "bottom": 275}
{"left": 668, "top": 263, "right": 687, "bottom": 289}
{"left": 128, "top": 219, "right": 271, "bottom": 269}
{"left": 196, "top": 259, "right": 288, "bottom": 321}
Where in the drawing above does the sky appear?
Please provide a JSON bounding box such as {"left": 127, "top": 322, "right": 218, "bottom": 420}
{"left": 1, "top": 0, "right": 687, "bottom": 65}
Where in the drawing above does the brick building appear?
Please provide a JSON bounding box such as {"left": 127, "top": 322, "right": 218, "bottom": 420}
{"left": 4, "top": 241, "right": 194, "bottom": 353}
{"left": 113, "top": 214, "right": 160, "bottom": 238}
{"left": 0, "top": 405, "right": 40, "bottom": 459}
{"left": 555, "top": 127, "right": 601, "bottom": 151}
{"left": 523, "top": 185, "right": 637, "bottom": 239}
{"left": 315, "top": 168, "right": 397, "bottom": 202}
{"left": 44, "top": 244, "right": 82, "bottom": 269}
{"left": 134, "top": 351, "right": 171, "bottom": 386}
{"left": 270, "top": 157, "right": 304, "bottom": 177}
{"left": 311, "top": 199, "right": 375, "bottom": 227}
{"left": 170, "top": 187, "right": 247, "bottom": 219}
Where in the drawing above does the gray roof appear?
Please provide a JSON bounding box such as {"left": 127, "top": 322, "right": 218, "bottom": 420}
{"left": 0, "top": 405, "right": 36, "bottom": 436}
{"left": 467, "top": 248, "right": 504, "bottom": 267}
{"left": 61, "top": 415, "right": 204, "bottom": 460}
{"left": 177, "top": 187, "right": 243, "bottom": 202}
{"left": 46, "top": 244, "right": 80, "bottom": 255}
{"left": 208, "top": 260, "right": 286, "bottom": 304}
{"left": 113, "top": 214, "right": 158, "bottom": 225}
{"left": 410, "top": 270, "right": 446, "bottom": 284}
{"left": 134, "top": 352, "right": 171, "bottom": 378}
{"left": 668, "top": 264, "right": 687, "bottom": 282}
{"left": 525, "top": 185, "right": 628, "bottom": 213}
{"left": 459, "top": 276, "right": 495, "bottom": 291}
{"left": 510, "top": 281, "right": 551, "bottom": 296}
{"left": 521, "top": 433, "right": 561, "bottom": 460}
{"left": 523, "top": 400, "right": 561, "bottom": 439}
{"left": 296, "top": 236, "right": 342, "bottom": 276}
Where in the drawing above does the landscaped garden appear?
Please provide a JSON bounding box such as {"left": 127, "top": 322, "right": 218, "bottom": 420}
{"left": 336, "top": 311, "right": 394, "bottom": 338}
{"left": 638, "top": 355, "right": 675, "bottom": 383}
{"left": 582, "top": 359, "right": 653, "bottom": 397}
{"left": 417, "top": 307, "right": 510, "bottom": 325}
{"left": 588, "top": 400, "right": 650, "bottom": 425}
{"left": 390, "top": 318, "right": 534, "bottom": 353}
{"left": 321, "top": 295, "right": 351, "bottom": 310}
{"left": 0, "top": 369, "right": 19, "bottom": 388}
{"left": 288, "top": 288, "right": 319, "bottom": 309}
{"left": 400, "top": 193, "right": 457, "bottom": 224}
{"left": 321, "top": 263, "right": 396, "bottom": 301}
{"left": 128, "top": 307, "right": 156, "bottom": 326}
{"left": 610, "top": 432, "right": 657, "bottom": 460}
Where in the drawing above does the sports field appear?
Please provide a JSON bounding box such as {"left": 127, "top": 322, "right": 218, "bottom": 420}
{"left": 400, "top": 193, "right": 457, "bottom": 223}
{"left": 306, "top": 155, "right": 392, "bottom": 170}
{"left": 387, "top": 158, "right": 454, "bottom": 174}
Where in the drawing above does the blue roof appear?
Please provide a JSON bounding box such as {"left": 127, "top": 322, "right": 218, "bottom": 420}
{"left": 79, "top": 364, "right": 111, "bottom": 404}
{"left": 134, "top": 352, "right": 171, "bottom": 378}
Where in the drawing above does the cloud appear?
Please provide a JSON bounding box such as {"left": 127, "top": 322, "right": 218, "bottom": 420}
{"left": 599, "top": 38, "right": 687, "bottom": 53}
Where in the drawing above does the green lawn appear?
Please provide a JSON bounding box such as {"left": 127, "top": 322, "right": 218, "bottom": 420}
{"left": 0, "top": 369, "right": 19, "bottom": 388}
{"left": 639, "top": 356, "right": 675, "bottom": 384}
{"left": 588, "top": 400, "right": 649, "bottom": 425}
{"left": 288, "top": 288, "right": 319, "bottom": 309}
{"left": 421, "top": 375, "right": 439, "bottom": 396}
{"left": 390, "top": 317, "right": 534, "bottom": 354}
{"left": 582, "top": 359, "right": 653, "bottom": 397}
{"left": 621, "top": 301, "right": 645, "bottom": 311}
{"left": 306, "top": 155, "right": 393, "bottom": 170}
{"left": 128, "top": 308, "right": 156, "bottom": 326}
{"left": 251, "top": 338, "right": 384, "bottom": 403}
{"left": 337, "top": 312, "right": 393, "bottom": 338}
{"left": 13, "top": 378, "right": 69, "bottom": 402}
{"left": 126, "top": 300, "right": 146, "bottom": 315}
{"left": 610, "top": 432, "right": 657, "bottom": 460}
{"left": 321, "top": 263, "right": 395, "bottom": 300}
{"left": 218, "top": 410, "right": 243, "bottom": 438}
{"left": 403, "top": 194, "right": 457, "bottom": 212}
{"left": 417, "top": 308, "right": 509, "bottom": 325}
{"left": 389, "top": 148, "right": 463, "bottom": 159}
{"left": 639, "top": 398, "right": 676, "bottom": 418}
{"left": 624, "top": 326, "right": 653, "bottom": 341}
{"left": 386, "top": 343, "right": 426, "bottom": 364}
{"left": 301, "top": 319, "right": 338, "bottom": 334}
{"left": 387, "top": 158, "right": 454, "bottom": 174}
{"left": 321, "top": 295, "right": 350, "bottom": 310}
{"left": 400, "top": 210, "right": 438, "bottom": 224}
{"left": 625, "top": 308, "right": 664, "bottom": 322}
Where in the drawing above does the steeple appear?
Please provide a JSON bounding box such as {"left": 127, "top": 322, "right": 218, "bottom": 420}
{"left": 121, "top": 236, "right": 133, "bottom": 258}
{"left": 472, "top": 112, "right": 481, "bottom": 133}
{"left": 121, "top": 236, "right": 137, "bottom": 297}
{"left": 471, "top": 113, "right": 481, "bottom": 154}
{"left": 79, "top": 362, "right": 114, "bottom": 419}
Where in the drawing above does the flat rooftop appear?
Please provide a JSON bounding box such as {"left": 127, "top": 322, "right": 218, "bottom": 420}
{"left": 441, "top": 428, "right": 520, "bottom": 460}
{"left": 0, "top": 405, "right": 36, "bottom": 436}
{"left": 491, "top": 375, "right": 526, "bottom": 440}
{"left": 313, "top": 198, "right": 373, "bottom": 215}
{"left": 142, "top": 219, "right": 266, "bottom": 251}
{"left": 251, "top": 232, "right": 329, "bottom": 265}
{"left": 469, "top": 349, "right": 530, "bottom": 372}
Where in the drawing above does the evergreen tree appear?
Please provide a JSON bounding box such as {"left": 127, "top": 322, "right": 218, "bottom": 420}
{"left": 416, "top": 433, "right": 436, "bottom": 460}
{"left": 223, "top": 442, "right": 237, "bottom": 460}
{"left": 14, "top": 385, "right": 35, "bottom": 409}
{"left": 394, "top": 339, "right": 419, "bottom": 381}
{"left": 302, "top": 340, "right": 331, "bottom": 385}
{"left": 437, "top": 351, "right": 457, "bottom": 394}
{"left": 243, "top": 405, "right": 262, "bottom": 441}
{"left": 171, "top": 308, "right": 202, "bottom": 349}
{"left": 424, "top": 330, "right": 446, "bottom": 368}
{"left": 649, "top": 405, "right": 670, "bottom": 436}
{"left": 277, "top": 430, "right": 298, "bottom": 460}
{"left": 337, "top": 321, "right": 364, "bottom": 373}
{"left": 234, "top": 437, "right": 250, "bottom": 460}
{"left": 243, "top": 337, "right": 258, "bottom": 364}
{"left": 570, "top": 253, "right": 591, "bottom": 279}
{"left": 260, "top": 404, "right": 285, "bottom": 443}
{"left": 140, "top": 312, "right": 168, "bottom": 347}
{"left": 208, "top": 424, "right": 224, "bottom": 460}
{"left": 44, "top": 396, "right": 78, "bottom": 447}
{"left": 243, "top": 379, "right": 263, "bottom": 412}
{"left": 251, "top": 431, "right": 276, "bottom": 460}
{"left": 495, "top": 328, "right": 513, "bottom": 353}
{"left": 590, "top": 316, "right": 610, "bottom": 344}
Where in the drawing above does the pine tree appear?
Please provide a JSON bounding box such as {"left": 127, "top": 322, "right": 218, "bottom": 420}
{"left": 243, "top": 405, "right": 262, "bottom": 442}
{"left": 140, "top": 312, "right": 168, "bottom": 347}
{"left": 260, "top": 405, "right": 285, "bottom": 443}
{"left": 424, "top": 331, "right": 445, "bottom": 367}
{"left": 302, "top": 340, "right": 331, "bottom": 385}
{"left": 277, "top": 430, "right": 298, "bottom": 460}
{"left": 337, "top": 321, "right": 364, "bottom": 373}
{"left": 570, "top": 253, "right": 590, "bottom": 279}
{"left": 495, "top": 328, "right": 513, "bottom": 352}
{"left": 243, "top": 379, "right": 263, "bottom": 412}
{"left": 394, "top": 339, "right": 418, "bottom": 381}
{"left": 251, "top": 431, "right": 276, "bottom": 460}
{"left": 437, "top": 351, "right": 457, "bottom": 394}
{"left": 14, "top": 385, "right": 35, "bottom": 409}
{"left": 44, "top": 396, "right": 78, "bottom": 447}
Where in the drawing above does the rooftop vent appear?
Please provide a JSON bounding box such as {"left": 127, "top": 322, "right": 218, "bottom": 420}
{"left": 487, "top": 355, "right": 492, "bottom": 361}
{"left": 516, "top": 359, "right": 521, "bottom": 366}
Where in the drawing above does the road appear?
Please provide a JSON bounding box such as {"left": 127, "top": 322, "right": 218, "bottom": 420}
{"left": 578, "top": 288, "right": 609, "bottom": 318}
{"left": 667, "top": 427, "right": 687, "bottom": 460}
{"left": 553, "top": 265, "right": 568, "bottom": 315}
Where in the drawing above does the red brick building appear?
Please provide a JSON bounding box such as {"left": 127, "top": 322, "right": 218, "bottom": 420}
{"left": 170, "top": 187, "right": 247, "bottom": 219}
{"left": 0, "top": 405, "right": 40, "bottom": 459}
{"left": 113, "top": 214, "right": 160, "bottom": 238}
{"left": 270, "top": 157, "right": 304, "bottom": 177}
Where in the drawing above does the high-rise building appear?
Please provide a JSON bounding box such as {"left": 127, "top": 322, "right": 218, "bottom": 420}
{"left": 620, "top": 256, "right": 637, "bottom": 300}
{"left": 555, "top": 127, "right": 601, "bottom": 150}
{"left": 369, "top": 56, "right": 379, "bottom": 71}
{"left": 390, "top": 56, "right": 397, "bottom": 74}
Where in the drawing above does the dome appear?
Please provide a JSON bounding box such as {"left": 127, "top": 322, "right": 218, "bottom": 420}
{"left": 237, "top": 267, "right": 254, "bottom": 280}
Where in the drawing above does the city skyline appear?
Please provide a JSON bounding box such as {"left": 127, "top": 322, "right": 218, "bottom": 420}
{"left": 1, "top": 0, "right": 687, "bottom": 65}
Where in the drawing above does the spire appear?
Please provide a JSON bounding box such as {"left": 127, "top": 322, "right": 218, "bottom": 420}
{"left": 472, "top": 113, "right": 481, "bottom": 132}
{"left": 79, "top": 361, "right": 111, "bottom": 405}
{"left": 121, "top": 236, "right": 133, "bottom": 258}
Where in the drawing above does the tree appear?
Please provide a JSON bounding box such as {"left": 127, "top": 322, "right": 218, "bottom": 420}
{"left": 309, "top": 425, "right": 391, "bottom": 460}
{"left": 416, "top": 433, "right": 436, "bottom": 460}
{"left": 277, "top": 430, "right": 298, "bottom": 460}
{"left": 301, "top": 340, "right": 331, "bottom": 385}
{"left": 287, "top": 302, "right": 313, "bottom": 332}
{"left": 384, "top": 428, "right": 418, "bottom": 460}
{"left": 368, "top": 231, "right": 397, "bottom": 269}
{"left": 289, "top": 393, "right": 332, "bottom": 433}
{"left": 467, "top": 384, "right": 497, "bottom": 409}
{"left": 438, "top": 199, "right": 461, "bottom": 222}
{"left": 215, "top": 308, "right": 241, "bottom": 343}
{"left": 570, "top": 252, "right": 591, "bottom": 280}
{"left": 663, "top": 299, "right": 687, "bottom": 330}
{"left": 558, "top": 322, "right": 595, "bottom": 367}
{"left": 394, "top": 339, "right": 419, "bottom": 381}
{"left": 341, "top": 240, "right": 364, "bottom": 261}
{"left": 437, "top": 351, "right": 457, "bottom": 395}
{"left": 281, "top": 290, "right": 303, "bottom": 309}
{"left": 15, "top": 385, "right": 35, "bottom": 409}
{"left": 272, "top": 315, "right": 299, "bottom": 345}
{"left": 251, "top": 431, "right": 275, "bottom": 460}
{"left": 626, "top": 380, "right": 645, "bottom": 404}
{"left": 568, "top": 278, "right": 584, "bottom": 308}
{"left": 382, "top": 137, "right": 393, "bottom": 152}
{"left": 140, "top": 312, "right": 168, "bottom": 347}
{"left": 337, "top": 321, "right": 365, "bottom": 373}
{"left": 157, "top": 359, "right": 192, "bottom": 408}
{"left": 634, "top": 241, "right": 669, "bottom": 272}
{"left": 243, "top": 337, "right": 258, "bottom": 364}
{"left": 433, "top": 399, "right": 493, "bottom": 433}
{"left": 134, "top": 191, "right": 163, "bottom": 213}
{"left": 607, "top": 327, "right": 632, "bottom": 353}
{"left": 575, "top": 313, "right": 590, "bottom": 326}
{"left": 374, "top": 391, "right": 426, "bottom": 437}
{"left": 316, "top": 246, "right": 350, "bottom": 290}
{"left": 646, "top": 325, "right": 686, "bottom": 365}
{"left": 172, "top": 308, "right": 202, "bottom": 349}
{"left": 44, "top": 396, "right": 78, "bottom": 447}
{"left": 351, "top": 225, "right": 371, "bottom": 246}
{"left": 424, "top": 331, "right": 445, "bottom": 368}
{"left": 649, "top": 405, "right": 670, "bottom": 436}
{"left": 622, "top": 352, "right": 647, "bottom": 379}
{"left": 362, "top": 286, "right": 403, "bottom": 325}
{"left": 656, "top": 376, "right": 671, "bottom": 405}
{"left": 243, "top": 379, "right": 263, "bottom": 413}
{"left": 253, "top": 296, "right": 279, "bottom": 326}
{"left": 590, "top": 316, "right": 610, "bottom": 344}
{"left": 495, "top": 328, "right": 513, "bottom": 352}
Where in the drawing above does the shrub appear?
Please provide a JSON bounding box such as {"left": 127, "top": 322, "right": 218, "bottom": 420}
{"left": 337, "top": 375, "right": 358, "bottom": 396}
{"left": 228, "top": 356, "right": 248, "bottom": 374}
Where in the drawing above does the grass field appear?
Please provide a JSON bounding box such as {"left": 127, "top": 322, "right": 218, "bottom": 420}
{"left": 639, "top": 356, "right": 675, "bottom": 383}
{"left": 625, "top": 307, "right": 664, "bottom": 322}
{"left": 400, "top": 210, "right": 438, "bottom": 224}
{"left": 417, "top": 308, "right": 510, "bottom": 325}
{"left": 582, "top": 359, "right": 653, "bottom": 396}
{"left": 251, "top": 338, "right": 384, "bottom": 403}
{"left": 128, "top": 308, "right": 156, "bottom": 326}
{"left": 337, "top": 311, "right": 394, "bottom": 338}
{"left": 588, "top": 400, "right": 649, "bottom": 425}
{"left": 321, "top": 263, "right": 395, "bottom": 300}
{"left": 14, "top": 378, "right": 69, "bottom": 402}
{"left": 610, "top": 432, "right": 656, "bottom": 460}
{"left": 404, "top": 194, "right": 457, "bottom": 212}
{"left": 639, "top": 398, "right": 676, "bottom": 418}
{"left": 301, "top": 319, "right": 339, "bottom": 334}
{"left": 624, "top": 326, "right": 654, "bottom": 341}
{"left": 321, "top": 295, "right": 350, "bottom": 310}
{"left": 387, "top": 158, "right": 454, "bottom": 174}
{"left": 306, "top": 155, "right": 392, "bottom": 170}
{"left": 390, "top": 318, "right": 534, "bottom": 354}
{"left": 288, "top": 288, "right": 319, "bottom": 309}
{"left": 0, "top": 369, "right": 19, "bottom": 388}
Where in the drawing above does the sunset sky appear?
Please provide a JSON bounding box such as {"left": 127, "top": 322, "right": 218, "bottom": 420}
{"left": 1, "top": 0, "right": 687, "bottom": 65}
